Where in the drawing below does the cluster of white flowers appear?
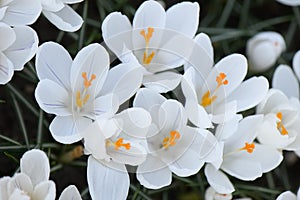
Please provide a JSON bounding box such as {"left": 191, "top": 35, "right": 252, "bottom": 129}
{"left": 2, "top": 0, "right": 300, "bottom": 199}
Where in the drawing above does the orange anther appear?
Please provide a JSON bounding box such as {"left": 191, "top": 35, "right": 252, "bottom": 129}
{"left": 276, "top": 112, "right": 288, "bottom": 135}
{"left": 82, "top": 72, "right": 96, "bottom": 88}
{"left": 216, "top": 72, "right": 229, "bottom": 87}
{"left": 201, "top": 90, "right": 217, "bottom": 107}
{"left": 162, "top": 130, "right": 181, "bottom": 149}
{"left": 114, "top": 138, "right": 131, "bottom": 150}
{"left": 140, "top": 27, "right": 154, "bottom": 43}
{"left": 239, "top": 142, "right": 255, "bottom": 153}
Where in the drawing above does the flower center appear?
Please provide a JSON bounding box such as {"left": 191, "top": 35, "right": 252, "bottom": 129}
{"left": 76, "top": 72, "right": 96, "bottom": 109}
{"left": 140, "top": 27, "right": 155, "bottom": 65}
{"left": 276, "top": 112, "right": 288, "bottom": 135}
{"left": 106, "top": 138, "right": 131, "bottom": 150}
{"left": 162, "top": 130, "right": 181, "bottom": 149}
{"left": 201, "top": 72, "right": 228, "bottom": 107}
{"left": 239, "top": 142, "right": 255, "bottom": 153}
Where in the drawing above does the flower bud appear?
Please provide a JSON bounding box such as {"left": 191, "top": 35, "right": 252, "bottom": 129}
{"left": 246, "top": 31, "right": 286, "bottom": 72}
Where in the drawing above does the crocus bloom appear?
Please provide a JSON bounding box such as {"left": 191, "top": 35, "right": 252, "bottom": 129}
{"left": 246, "top": 32, "right": 286, "bottom": 72}
{"left": 101, "top": 0, "right": 206, "bottom": 93}
{"left": 205, "top": 186, "right": 253, "bottom": 200}
{"left": 276, "top": 0, "right": 300, "bottom": 6}
{"left": 41, "top": 0, "right": 84, "bottom": 32}
{"left": 35, "top": 42, "right": 143, "bottom": 144}
{"left": 204, "top": 115, "right": 283, "bottom": 194}
{"left": 0, "top": 22, "right": 38, "bottom": 84}
{"left": 83, "top": 108, "right": 151, "bottom": 200}
{"left": 133, "top": 88, "right": 218, "bottom": 189}
{"left": 59, "top": 185, "right": 82, "bottom": 200}
{"left": 256, "top": 89, "right": 300, "bottom": 151}
{"left": 0, "top": 0, "right": 41, "bottom": 26}
{"left": 276, "top": 188, "right": 300, "bottom": 200}
{"left": 0, "top": 149, "right": 55, "bottom": 200}
{"left": 182, "top": 53, "right": 269, "bottom": 125}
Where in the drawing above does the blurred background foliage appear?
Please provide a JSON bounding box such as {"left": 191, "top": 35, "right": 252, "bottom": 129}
{"left": 0, "top": 0, "right": 300, "bottom": 199}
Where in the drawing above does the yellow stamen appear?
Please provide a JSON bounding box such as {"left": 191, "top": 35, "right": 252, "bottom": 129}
{"left": 239, "top": 142, "right": 255, "bottom": 153}
{"left": 162, "top": 130, "right": 181, "bottom": 149}
{"left": 276, "top": 112, "right": 288, "bottom": 135}
{"left": 82, "top": 72, "right": 96, "bottom": 88}
{"left": 201, "top": 72, "right": 228, "bottom": 107}
{"left": 140, "top": 27, "right": 155, "bottom": 65}
{"left": 76, "top": 72, "right": 96, "bottom": 108}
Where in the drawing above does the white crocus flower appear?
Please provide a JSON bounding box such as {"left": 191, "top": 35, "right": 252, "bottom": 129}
{"left": 41, "top": 0, "right": 84, "bottom": 32}
{"left": 101, "top": 0, "right": 208, "bottom": 93}
{"left": 0, "top": 149, "right": 55, "bottom": 200}
{"left": 0, "top": 0, "right": 42, "bottom": 26}
{"left": 83, "top": 108, "right": 151, "bottom": 200}
{"left": 204, "top": 115, "right": 283, "bottom": 194}
{"left": 35, "top": 42, "right": 143, "bottom": 144}
{"left": 276, "top": 0, "right": 300, "bottom": 6}
{"left": 276, "top": 188, "right": 300, "bottom": 200}
{"left": 182, "top": 53, "right": 269, "bottom": 125}
{"left": 0, "top": 22, "right": 38, "bottom": 84}
{"left": 246, "top": 32, "right": 286, "bottom": 72}
{"left": 205, "top": 186, "right": 253, "bottom": 200}
{"left": 133, "top": 88, "right": 218, "bottom": 189}
{"left": 256, "top": 89, "right": 300, "bottom": 151}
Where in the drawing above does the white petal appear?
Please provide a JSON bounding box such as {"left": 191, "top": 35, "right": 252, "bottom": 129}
{"left": 276, "top": 191, "right": 297, "bottom": 200}
{"left": 114, "top": 107, "right": 152, "bottom": 139}
{"left": 143, "top": 71, "right": 182, "bottom": 93}
{"left": 90, "top": 93, "right": 119, "bottom": 119}
{"left": 20, "top": 149, "right": 50, "bottom": 187}
{"left": 211, "top": 101, "right": 237, "bottom": 124}
{"left": 8, "top": 173, "right": 33, "bottom": 194}
{"left": 276, "top": 0, "right": 300, "bottom": 6}
{"left": 0, "top": 23, "right": 15, "bottom": 51}
{"left": 137, "top": 155, "right": 172, "bottom": 189}
{"left": 42, "top": 5, "right": 83, "bottom": 32}
{"left": 32, "top": 181, "right": 56, "bottom": 200}
{"left": 8, "top": 189, "right": 30, "bottom": 200}
{"left": 165, "top": 2, "right": 199, "bottom": 38}
{"left": 0, "top": 52, "right": 14, "bottom": 85}
{"left": 0, "top": 177, "right": 10, "bottom": 200}
{"left": 133, "top": 88, "right": 166, "bottom": 110}
{"left": 227, "top": 76, "right": 269, "bottom": 112}
{"left": 273, "top": 65, "right": 299, "bottom": 98}
{"left": 256, "top": 89, "right": 289, "bottom": 114}
{"left": 293, "top": 50, "right": 300, "bottom": 81}
{"left": 82, "top": 120, "right": 109, "bottom": 160}
{"left": 247, "top": 144, "right": 283, "bottom": 173}
{"left": 169, "top": 148, "right": 204, "bottom": 177}
{"left": 101, "top": 12, "right": 132, "bottom": 58}
{"left": 222, "top": 156, "right": 262, "bottom": 181}
{"left": 41, "top": 0, "right": 64, "bottom": 12}
{"left": 70, "top": 43, "right": 109, "bottom": 96}
{"left": 133, "top": 0, "right": 166, "bottom": 29}
{"left": 59, "top": 185, "right": 81, "bottom": 200}
{"left": 158, "top": 100, "right": 186, "bottom": 132}
{"left": 194, "top": 33, "right": 214, "bottom": 61}
{"left": 49, "top": 115, "right": 92, "bottom": 144}
{"left": 4, "top": 26, "right": 38, "bottom": 71}
{"left": 101, "top": 63, "right": 143, "bottom": 105}
{"left": 87, "top": 156, "right": 129, "bottom": 200}
{"left": 215, "top": 114, "right": 242, "bottom": 141}
{"left": 61, "top": 0, "right": 84, "bottom": 3}
{"left": 35, "top": 79, "right": 70, "bottom": 116}
{"left": 204, "top": 164, "right": 235, "bottom": 194}
{"left": 35, "top": 42, "right": 72, "bottom": 90}
{"left": 1, "top": 0, "right": 41, "bottom": 26}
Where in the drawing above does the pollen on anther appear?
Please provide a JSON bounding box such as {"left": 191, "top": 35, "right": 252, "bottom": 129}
{"left": 239, "top": 142, "right": 255, "bottom": 153}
